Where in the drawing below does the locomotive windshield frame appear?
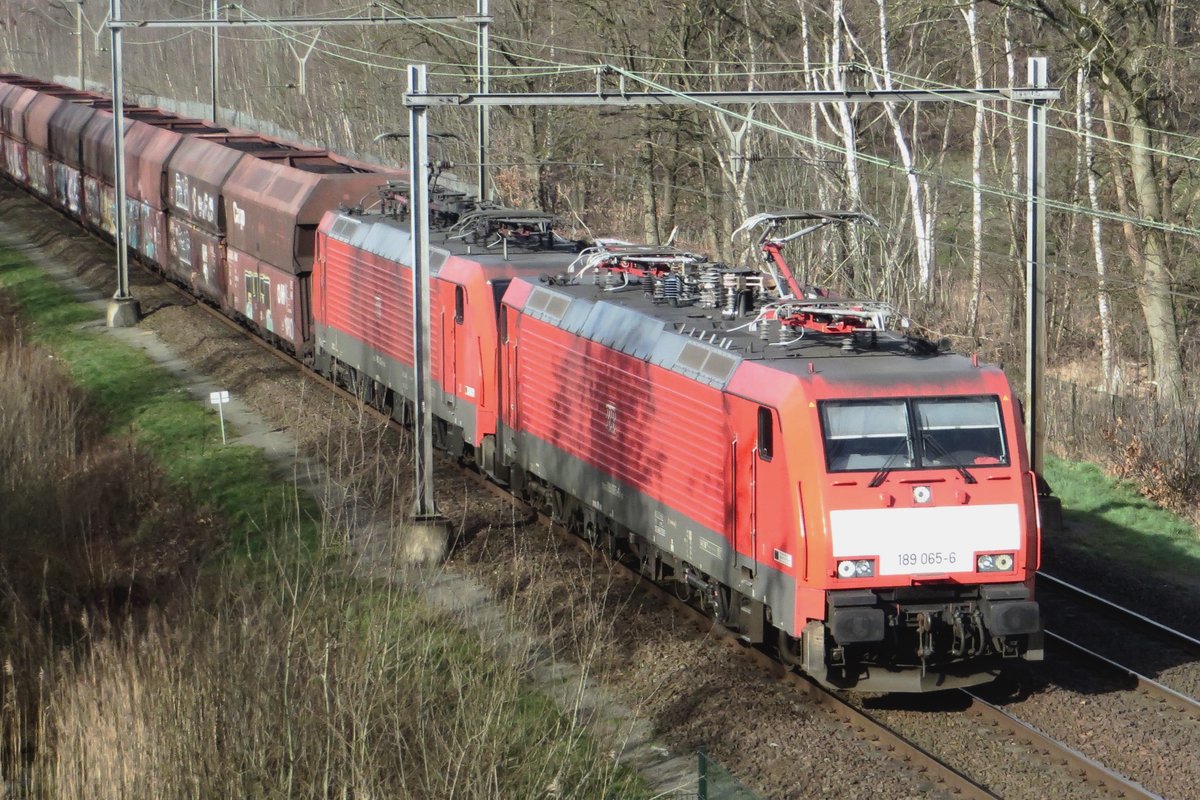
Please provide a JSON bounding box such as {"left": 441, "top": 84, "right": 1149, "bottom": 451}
{"left": 820, "top": 395, "right": 1009, "bottom": 473}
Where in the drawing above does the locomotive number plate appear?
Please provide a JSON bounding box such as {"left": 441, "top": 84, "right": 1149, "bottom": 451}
{"left": 895, "top": 551, "right": 959, "bottom": 569}
{"left": 830, "top": 504, "right": 1021, "bottom": 576}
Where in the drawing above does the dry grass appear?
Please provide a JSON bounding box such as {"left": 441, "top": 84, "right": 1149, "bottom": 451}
{"left": 1044, "top": 377, "right": 1200, "bottom": 527}
{"left": 0, "top": 290, "right": 643, "bottom": 799}
{"left": 22, "top": 548, "right": 638, "bottom": 799}
{"left": 0, "top": 298, "right": 217, "bottom": 605}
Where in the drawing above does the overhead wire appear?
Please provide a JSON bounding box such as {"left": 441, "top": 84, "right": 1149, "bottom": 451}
{"left": 228, "top": 5, "right": 598, "bottom": 78}
{"left": 212, "top": 20, "right": 1200, "bottom": 240}
{"left": 399, "top": 15, "right": 1200, "bottom": 163}
{"left": 122, "top": 8, "right": 1200, "bottom": 247}
{"left": 185, "top": 14, "right": 1200, "bottom": 310}
{"left": 877, "top": 66, "right": 1200, "bottom": 167}
{"left": 238, "top": 11, "right": 1200, "bottom": 173}
{"left": 603, "top": 66, "right": 1200, "bottom": 240}
{"left": 241, "top": 2, "right": 839, "bottom": 78}
{"left": 564, "top": 159, "right": 1200, "bottom": 305}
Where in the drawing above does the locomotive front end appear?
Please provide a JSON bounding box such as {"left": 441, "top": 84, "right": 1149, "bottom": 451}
{"left": 797, "top": 369, "right": 1043, "bottom": 692}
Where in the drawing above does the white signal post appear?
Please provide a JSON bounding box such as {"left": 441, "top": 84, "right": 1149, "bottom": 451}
{"left": 209, "top": 390, "right": 231, "bottom": 444}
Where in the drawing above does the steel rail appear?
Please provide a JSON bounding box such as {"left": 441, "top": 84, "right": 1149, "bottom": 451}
{"left": 1044, "top": 630, "right": 1200, "bottom": 717}
{"left": 1038, "top": 571, "right": 1200, "bottom": 652}
{"left": 959, "top": 687, "right": 1163, "bottom": 800}
{"left": 531, "top": 510, "right": 1002, "bottom": 800}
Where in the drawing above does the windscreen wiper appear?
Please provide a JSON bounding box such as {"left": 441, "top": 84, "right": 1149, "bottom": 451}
{"left": 921, "top": 435, "right": 978, "bottom": 484}
{"left": 868, "top": 439, "right": 910, "bottom": 488}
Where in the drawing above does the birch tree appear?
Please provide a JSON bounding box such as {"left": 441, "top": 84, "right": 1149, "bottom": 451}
{"left": 1003, "top": 0, "right": 1185, "bottom": 404}
{"left": 1077, "top": 66, "right": 1117, "bottom": 390}
{"left": 842, "top": 0, "right": 935, "bottom": 300}
{"left": 706, "top": 0, "right": 762, "bottom": 259}
{"left": 961, "top": 1, "right": 986, "bottom": 337}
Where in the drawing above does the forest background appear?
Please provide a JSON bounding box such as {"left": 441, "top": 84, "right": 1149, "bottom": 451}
{"left": 3, "top": 0, "right": 1199, "bottom": 519}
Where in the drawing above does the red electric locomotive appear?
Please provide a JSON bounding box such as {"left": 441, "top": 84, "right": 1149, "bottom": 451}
{"left": 314, "top": 188, "right": 583, "bottom": 458}
{"left": 315, "top": 202, "right": 1043, "bottom": 691}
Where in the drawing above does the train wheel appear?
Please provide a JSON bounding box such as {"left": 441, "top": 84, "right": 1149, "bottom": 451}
{"left": 708, "top": 584, "right": 731, "bottom": 625}
{"left": 672, "top": 578, "right": 693, "bottom": 602}
{"left": 778, "top": 629, "right": 803, "bottom": 668}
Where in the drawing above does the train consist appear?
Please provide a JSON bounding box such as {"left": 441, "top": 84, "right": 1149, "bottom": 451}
{"left": 0, "top": 74, "right": 1042, "bottom": 692}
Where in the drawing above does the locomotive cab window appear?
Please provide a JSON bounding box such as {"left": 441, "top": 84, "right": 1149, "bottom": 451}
{"left": 915, "top": 397, "right": 1007, "bottom": 467}
{"left": 821, "top": 400, "right": 912, "bottom": 471}
{"left": 757, "top": 406, "right": 774, "bottom": 461}
{"left": 820, "top": 396, "right": 1008, "bottom": 473}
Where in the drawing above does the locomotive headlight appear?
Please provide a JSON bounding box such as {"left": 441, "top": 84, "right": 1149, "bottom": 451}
{"left": 837, "top": 559, "right": 875, "bottom": 579}
{"left": 977, "top": 553, "right": 1015, "bottom": 572}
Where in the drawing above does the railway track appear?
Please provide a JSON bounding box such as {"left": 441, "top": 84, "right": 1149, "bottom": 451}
{"left": 568, "top": 522, "right": 1170, "bottom": 799}
{"left": 957, "top": 687, "right": 1162, "bottom": 800}
{"left": 1037, "top": 571, "right": 1200, "bottom": 704}
{"left": 534, "top": 499, "right": 1003, "bottom": 799}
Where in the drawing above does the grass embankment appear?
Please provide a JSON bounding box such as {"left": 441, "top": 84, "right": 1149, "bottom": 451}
{"left": 0, "top": 247, "right": 644, "bottom": 798}
{"left": 1043, "top": 455, "right": 1200, "bottom": 586}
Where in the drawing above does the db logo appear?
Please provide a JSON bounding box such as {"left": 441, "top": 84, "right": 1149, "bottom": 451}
{"left": 605, "top": 402, "right": 618, "bottom": 435}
